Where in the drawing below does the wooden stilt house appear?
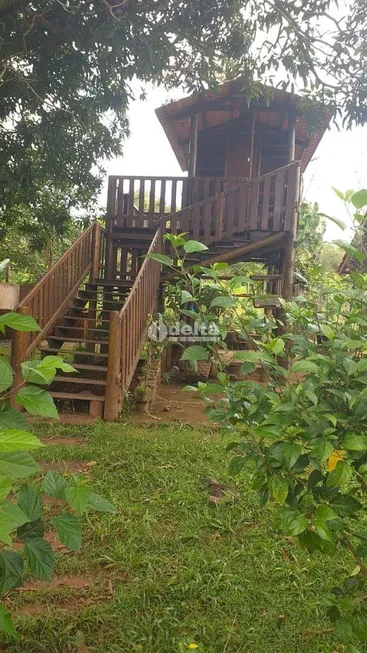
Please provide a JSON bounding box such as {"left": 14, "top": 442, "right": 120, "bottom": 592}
{"left": 11, "top": 79, "right": 329, "bottom": 419}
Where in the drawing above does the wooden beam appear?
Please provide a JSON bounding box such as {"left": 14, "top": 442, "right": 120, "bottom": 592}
{"left": 188, "top": 114, "right": 198, "bottom": 177}
{"left": 104, "top": 311, "right": 122, "bottom": 421}
{"left": 282, "top": 163, "right": 301, "bottom": 299}
{"left": 162, "top": 233, "right": 287, "bottom": 281}
{"left": 287, "top": 111, "right": 296, "bottom": 163}
{"left": 249, "top": 112, "right": 256, "bottom": 180}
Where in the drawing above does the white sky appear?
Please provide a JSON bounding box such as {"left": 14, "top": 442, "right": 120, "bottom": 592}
{"left": 105, "top": 84, "right": 367, "bottom": 242}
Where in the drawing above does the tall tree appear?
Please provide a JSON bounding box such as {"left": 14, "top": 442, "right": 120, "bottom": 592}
{"left": 0, "top": 1, "right": 365, "bottom": 234}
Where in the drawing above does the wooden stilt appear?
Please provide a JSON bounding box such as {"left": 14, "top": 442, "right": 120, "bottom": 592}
{"left": 90, "top": 221, "right": 101, "bottom": 283}
{"left": 188, "top": 114, "right": 198, "bottom": 178}
{"left": 104, "top": 311, "right": 122, "bottom": 420}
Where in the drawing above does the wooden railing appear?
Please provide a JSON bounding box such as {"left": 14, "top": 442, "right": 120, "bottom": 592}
{"left": 104, "top": 229, "right": 162, "bottom": 419}
{"left": 13, "top": 221, "right": 106, "bottom": 358}
{"left": 159, "top": 162, "right": 301, "bottom": 253}
{"left": 106, "top": 175, "right": 245, "bottom": 229}
{"left": 248, "top": 162, "right": 301, "bottom": 232}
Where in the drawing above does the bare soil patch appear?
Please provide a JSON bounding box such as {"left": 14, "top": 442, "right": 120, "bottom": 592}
{"left": 41, "top": 460, "right": 91, "bottom": 474}
{"left": 40, "top": 436, "right": 87, "bottom": 446}
{"left": 133, "top": 384, "right": 212, "bottom": 424}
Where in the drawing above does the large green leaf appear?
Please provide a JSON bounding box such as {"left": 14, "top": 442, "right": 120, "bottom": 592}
{"left": 282, "top": 443, "right": 301, "bottom": 470}
{"left": 310, "top": 439, "right": 334, "bottom": 463}
{"left": 0, "top": 405, "right": 32, "bottom": 432}
{"left": 291, "top": 360, "right": 319, "bottom": 374}
{"left": 274, "top": 507, "right": 308, "bottom": 536}
{"left": 88, "top": 491, "right": 117, "bottom": 514}
{"left": 0, "top": 476, "right": 11, "bottom": 501}
{"left": 228, "top": 456, "right": 245, "bottom": 476}
{"left": 268, "top": 474, "right": 288, "bottom": 503}
{"left": 342, "top": 432, "right": 367, "bottom": 452}
{"left": 2, "top": 502, "right": 29, "bottom": 529}
{"left": 17, "top": 517, "right": 44, "bottom": 540}
{"left": 0, "top": 510, "right": 14, "bottom": 545}
{"left": 183, "top": 240, "right": 208, "bottom": 254}
{"left": 0, "top": 429, "right": 44, "bottom": 452}
{"left": 209, "top": 296, "right": 237, "bottom": 309}
{"left": 43, "top": 471, "right": 67, "bottom": 499}
{"left": 38, "top": 356, "right": 76, "bottom": 374}
{"left": 315, "top": 505, "right": 337, "bottom": 542}
{"left": 15, "top": 386, "right": 58, "bottom": 419}
{"left": 0, "top": 451, "right": 41, "bottom": 478}
{"left": 0, "top": 604, "right": 17, "bottom": 638}
{"left": 0, "top": 312, "right": 40, "bottom": 332}
{"left": 333, "top": 240, "right": 366, "bottom": 264}
{"left": 0, "top": 358, "right": 13, "bottom": 393}
{"left": 64, "top": 486, "right": 90, "bottom": 514}
{"left": 17, "top": 485, "right": 42, "bottom": 521}
{"left": 181, "top": 345, "right": 209, "bottom": 362}
{"left": 51, "top": 515, "right": 82, "bottom": 551}
{"left": 0, "top": 550, "right": 23, "bottom": 595}
{"left": 180, "top": 290, "right": 194, "bottom": 305}
{"left": 24, "top": 537, "right": 54, "bottom": 581}
{"left": 351, "top": 189, "right": 367, "bottom": 209}
{"left": 351, "top": 609, "right": 367, "bottom": 640}
{"left": 146, "top": 253, "right": 173, "bottom": 267}
{"left": 21, "top": 360, "right": 56, "bottom": 385}
{"left": 268, "top": 338, "right": 285, "bottom": 355}
{"left": 330, "top": 494, "right": 362, "bottom": 517}
{"left": 326, "top": 460, "right": 353, "bottom": 488}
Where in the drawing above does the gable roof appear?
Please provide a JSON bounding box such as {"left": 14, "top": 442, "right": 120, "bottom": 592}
{"left": 155, "top": 78, "right": 330, "bottom": 173}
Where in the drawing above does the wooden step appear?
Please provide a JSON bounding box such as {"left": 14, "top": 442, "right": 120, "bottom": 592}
{"left": 69, "top": 363, "right": 108, "bottom": 372}
{"left": 40, "top": 347, "right": 109, "bottom": 358}
{"left": 89, "top": 279, "right": 134, "bottom": 287}
{"left": 81, "top": 288, "right": 130, "bottom": 296}
{"left": 62, "top": 316, "right": 110, "bottom": 324}
{"left": 47, "top": 336, "right": 108, "bottom": 345}
{"left": 54, "top": 376, "right": 106, "bottom": 386}
{"left": 53, "top": 325, "right": 108, "bottom": 334}
{"left": 51, "top": 391, "right": 105, "bottom": 402}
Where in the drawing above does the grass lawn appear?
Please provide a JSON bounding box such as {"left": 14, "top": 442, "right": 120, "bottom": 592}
{"left": 1, "top": 420, "right": 359, "bottom": 652}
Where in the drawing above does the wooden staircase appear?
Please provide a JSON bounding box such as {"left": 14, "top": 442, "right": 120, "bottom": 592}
{"left": 11, "top": 162, "right": 301, "bottom": 421}
{"left": 11, "top": 224, "right": 162, "bottom": 419}
{"left": 38, "top": 278, "right": 134, "bottom": 417}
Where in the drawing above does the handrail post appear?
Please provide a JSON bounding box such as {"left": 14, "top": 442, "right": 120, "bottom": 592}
{"left": 215, "top": 193, "right": 224, "bottom": 241}
{"left": 10, "top": 306, "right": 29, "bottom": 408}
{"left": 104, "top": 311, "right": 122, "bottom": 420}
{"left": 90, "top": 221, "right": 100, "bottom": 283}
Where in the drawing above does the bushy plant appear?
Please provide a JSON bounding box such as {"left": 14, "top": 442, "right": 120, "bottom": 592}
{"left": 152, "top": 192, "right": 367, "bottom": 644}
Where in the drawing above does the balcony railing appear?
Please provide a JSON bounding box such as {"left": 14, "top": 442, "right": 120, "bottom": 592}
{"left": 106, "top": 176, "right": 245, "bottom": 229}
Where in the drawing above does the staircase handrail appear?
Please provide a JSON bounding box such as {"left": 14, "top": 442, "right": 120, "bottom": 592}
{"left": 15, "top": 221, "right": 105, "bottom": 357}
{"left": 104, "top": 228, "right": 162, "bottom": 419}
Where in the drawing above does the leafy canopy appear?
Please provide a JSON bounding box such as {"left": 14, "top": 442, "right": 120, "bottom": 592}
{"left": 0, "top": 0, "right": 366, "bottom": 232}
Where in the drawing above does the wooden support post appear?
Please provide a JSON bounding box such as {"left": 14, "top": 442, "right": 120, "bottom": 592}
{"left": 104, "top": 311, "right": 122, "bottom": 420}
{"left": 10, "top": 305, "right": 29, "bottom": 408}
{"left": 89, "top": 400, "right": 103, "bottom": 419}
{"left": 282, "top": 163, "right": 301, "bottom": 301}
{"left": 157, "top": 284, "right": 165, "bottom": 315}
{"left": 188, "top": 114, "right": 198, "bottom": 178}
{"left": 287, "top": 111, "right": 296, "bottom": 163}
{"left": 105, "top": 236, "right": 114, "bottom": 280}
{"left": 90, "top": 221, "right": 100, "bottom": 283}
{"left": 249, "top": 112, "right": 256, "bottom": 180}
